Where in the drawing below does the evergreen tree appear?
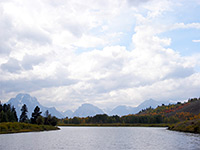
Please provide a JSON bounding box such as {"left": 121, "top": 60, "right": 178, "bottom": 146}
{"left": 0, "top": 110, "right": 8, "bottom": 122}
{"left": 7, "top": 109, "right": 15, "bottom": 122}
{"left": 11, "top": 106, "right": 18, "bottom": 122}
{"left": 44, "top": 110, "right": 51, "bottom": 125}
{"left": 45, "top": 110, "right": 49, "bottom": 118}
{"left": 20, "top": 104, "right": 28, "bottom": 122}
{"left": 36, "top": 116, "right": 44, "bottom": 125}
{"left": 0, "top": 101, "right": 2, "bottom": 112}
{"left": 43, "top": 110, "right": 58, "bottom": 126}
{"left": 31, "top": 106, "right": 42, "bottom": 124}
{"left": 50, "top": 116, "right": 58, "bottom": 126}
{"left": 0, "top": 103, "right": 18, "bottom": 122}
{"left": 3, "top": 104, "right": 9, "bottom": 112}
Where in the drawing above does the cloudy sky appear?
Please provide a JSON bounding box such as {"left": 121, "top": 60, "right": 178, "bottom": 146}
{"left": 0, "top": 0, "right": 200, "bottom": 111}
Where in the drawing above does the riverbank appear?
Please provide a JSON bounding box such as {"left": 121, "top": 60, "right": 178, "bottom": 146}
{"left": 59, "top": 122, "right": 200, "bottom": 134}
{"left": 168, "top": 119, "right": 200, "bottom": 134}
{"left": 58, "top": 123, "right": 169, "bottom": 127}
{"left": 0, "top": 122, "right": 60, "bottom": 134}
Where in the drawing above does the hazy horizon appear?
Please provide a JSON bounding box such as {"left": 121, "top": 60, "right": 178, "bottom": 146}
{"left": 0, "top": 0, "right": 200, "bottom": 111}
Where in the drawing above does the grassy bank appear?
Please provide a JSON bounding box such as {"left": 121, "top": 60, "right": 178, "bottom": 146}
{"left": 0, "top": 122, "right": 60, "bottom": 134}
{"left": 168, "top": 119, "right": 200, "bottom": 134}
{"left": 58, "top": 123, "right": 169, "bottom": 127}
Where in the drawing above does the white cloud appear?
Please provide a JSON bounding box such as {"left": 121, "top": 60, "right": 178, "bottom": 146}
{"left": 192, "top": 40, "right": 200, "bottom": 43}
{"left": 172, "top": 23, "right": 200, "bottom": 30}
{"left": 0, "top": 0, "right": 200, "bottom": 111}
{"left": 21, "top": 54, "right": 45, "bottom": 70}
{"left": 1, "top": 58, "right": 21, "bottom": 73}
{"left": 74, "top": 34, "right": 107, "bottom": 48}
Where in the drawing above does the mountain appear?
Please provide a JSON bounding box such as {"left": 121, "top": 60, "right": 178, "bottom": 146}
{"left": 109, "top": 99, "right": 170, "bottom": 116}
{"left": 134, "top": 99, "right": 170, "bottom": 113}
{"left": 62, "top": 110, "right": 73, "bottom": 118}
{"left": 7, "top": 93, "right": 64, "bottom": 119}
{"left": 6, "top": 93, "right": 172, "bottom": 118}
{"left": 109, "top": 105, "right": 134, "bottom": 116}
{"left": 72, "top": 103, "right": 104, "bottom": 117}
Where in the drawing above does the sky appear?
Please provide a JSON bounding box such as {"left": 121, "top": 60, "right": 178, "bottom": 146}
{"left": 0, "top": 0, "right": 200, "bottom": 111}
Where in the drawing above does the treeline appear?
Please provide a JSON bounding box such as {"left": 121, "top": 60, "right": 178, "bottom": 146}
{"left": 60, "top": 114, "right": 171, "bottom": 124}
{"left": 60, "top": 98, "right": 200, "bottom": 125}
{"left": 0, "top": 103, "right": 18, "bottom": 122}
{"left": 60, "top": 112, "right": 199, "bottom": 125}
{"left": 0, "top": 103, "right": 58, "bottom": 126}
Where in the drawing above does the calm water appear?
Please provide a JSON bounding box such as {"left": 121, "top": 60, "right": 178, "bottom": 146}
{"left": 0, "top": 127, "right": 200, "bottom": 150}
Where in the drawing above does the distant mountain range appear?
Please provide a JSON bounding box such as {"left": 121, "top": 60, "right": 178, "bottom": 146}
{"left": 109, "top": 99, "right": 170, "bottom": 116}
{"left": 6, "top": 93, "right": 172, "bottom": 118}
{"left": 6, "top": 93, "right": 64, "bottom": 119}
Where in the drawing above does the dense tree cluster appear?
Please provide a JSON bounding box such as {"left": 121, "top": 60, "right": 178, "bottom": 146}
{"left": 0, "top": 102, "right": 18, "bottom": 122}
{"left": 43, "top": 110, "right": 58, "bottom": 126}
{"left": 61, "top": 112, "right": 199, "bottom": 125}
{"left": 0, "top": 102, "right": 58, "bottom": 126}
{"left": 61, "top": 114, "right": 166, "bottom": 124}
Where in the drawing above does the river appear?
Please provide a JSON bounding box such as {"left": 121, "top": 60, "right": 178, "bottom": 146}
{"left": 0, "top": 127, "right": 200, "bottom": 150}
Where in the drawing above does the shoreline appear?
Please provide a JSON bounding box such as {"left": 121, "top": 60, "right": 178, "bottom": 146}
{"left": 0, "top": 122, "right": 60, "bottom": 134}
{"left": 59, "top": 123, "right": 200, "bottom": 134}
{"left": 168, "top": 119, "right": 200, "bottom": 134}
{"left": 58, "top": 123, "right": 169, "bottom": 127}
{"left": 1, "top": 121, "right": 199, "bottom": 134}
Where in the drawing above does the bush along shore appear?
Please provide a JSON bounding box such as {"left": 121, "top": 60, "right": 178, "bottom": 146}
{"left": 168, "top": 119, "right": 200, "bottom": 134}
{"left": 0, "top": 122, "right": 59, "bottom": 134}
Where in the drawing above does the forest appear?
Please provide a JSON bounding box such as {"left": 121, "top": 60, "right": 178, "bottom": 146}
{"left": 0, "top": 103, "right": 58, "bottom": 126}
